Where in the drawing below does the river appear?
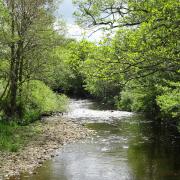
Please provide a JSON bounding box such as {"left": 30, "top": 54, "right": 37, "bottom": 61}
{"left": 20, "top": 99, "right": 180, "bottom": 180}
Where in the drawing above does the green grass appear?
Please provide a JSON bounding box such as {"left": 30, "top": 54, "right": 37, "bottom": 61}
{"left": 0, "top": 121, "right": 42, "bottom": 152}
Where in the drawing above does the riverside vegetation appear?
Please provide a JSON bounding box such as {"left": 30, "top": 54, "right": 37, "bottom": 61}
{"left": 0, "top": 0, "right": 179, "bottom": 175}
{"left": 0, "top": 0, "right": 70, "bottom": 152}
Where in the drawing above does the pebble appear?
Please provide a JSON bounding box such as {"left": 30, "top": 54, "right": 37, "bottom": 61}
{"left": 0, "top": 117, "right": 91, "bottom": 180}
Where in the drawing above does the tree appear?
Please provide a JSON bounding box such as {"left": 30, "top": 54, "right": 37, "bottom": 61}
{"left": 73, "top": 0, "right": 146, "bottom": 29}
{"left": 0, "top": 0, "right": 60, "bottom": 120}
{"left": 74, "top": 0, "right": 180, "bottom": 80}
{"left": 73, "top": 0, "right": 180, "bottom": 119}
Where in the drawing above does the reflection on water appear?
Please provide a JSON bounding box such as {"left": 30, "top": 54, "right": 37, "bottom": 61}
{"left": 21, "top": 99, "right": 180, "bottom": 180}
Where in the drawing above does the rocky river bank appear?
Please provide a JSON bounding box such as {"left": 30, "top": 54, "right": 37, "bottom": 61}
{"left": 0, "top": 116, "right": 91, "bottom": 180}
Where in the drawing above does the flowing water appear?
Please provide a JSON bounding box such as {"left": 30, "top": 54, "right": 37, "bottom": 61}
{"left": 21, "top": 99, "right": 180, "bottom": 180}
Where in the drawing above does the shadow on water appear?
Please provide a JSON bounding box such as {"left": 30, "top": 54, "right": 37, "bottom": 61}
{"left": 19, "top": 99, "right": 180, "bottom": 180}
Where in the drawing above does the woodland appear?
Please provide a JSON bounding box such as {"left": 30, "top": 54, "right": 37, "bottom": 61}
{"left": 0, "top": 0, "right": 179, "bottom": 151}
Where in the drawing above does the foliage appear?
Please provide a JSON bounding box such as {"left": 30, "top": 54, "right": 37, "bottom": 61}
{"left": 156, "top": 82, "right": 180, "bottom": 119}
{"left": 72, "top": 0, "right": 180, "bottom": 121}
{"left": 21, "top": 80, "right": 69, "bottom": 123}
{"left": 0, "top": 0, "right": 179, "bottom": 133}
{"left": 62, "top": 40, "right": 96, "bottom": 96}
{"left": 41, "top": 47, "right": 73, "bottom": 91}
{"left": 0, "top": 0, "right": 64, "bottom": 120}
{"left": 117, "top": 80, "right": 160, "bottom": 117}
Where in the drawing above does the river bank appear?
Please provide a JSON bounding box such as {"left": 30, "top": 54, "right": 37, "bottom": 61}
{"left": 0, "top": 116, "right": 90, "bottom": 179}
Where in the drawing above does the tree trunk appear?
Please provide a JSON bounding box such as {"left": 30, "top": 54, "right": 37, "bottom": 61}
{"left": 6, "top": 0, "right": 18, "bottom": 119}
{"left": 17, "top": 40, "right": 24, "bottom": 119}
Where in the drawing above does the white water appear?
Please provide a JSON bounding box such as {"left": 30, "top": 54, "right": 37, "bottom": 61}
{"left": 65, "top": 99, "right": 133, "bottom": 122}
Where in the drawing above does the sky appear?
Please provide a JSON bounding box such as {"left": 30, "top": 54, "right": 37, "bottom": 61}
{"left": 56, "top": 0, "right": 103, "bottom": 42}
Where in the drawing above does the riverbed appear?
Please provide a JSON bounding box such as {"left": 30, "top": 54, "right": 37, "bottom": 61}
{"left": 20, "top": 99, "right": 180, "bottom": 180}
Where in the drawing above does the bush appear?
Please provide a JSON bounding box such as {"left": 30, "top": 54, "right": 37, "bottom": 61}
{"left": 117, "top": 81, "right": 180, "bottom": 120}
{"left": 116, "top": 83, "right": 160, "bottom": 116}
{"left": 157, "top": 88, "right": 180, "bottom": 119}
{"left": 21, "top": 80, "right": 69, "bottom": 123}
{"left": 117, "top": 89, "right": 146, "bottom": 112}
{"left": 0, "top": 80, "right": 69, "bottom": 123}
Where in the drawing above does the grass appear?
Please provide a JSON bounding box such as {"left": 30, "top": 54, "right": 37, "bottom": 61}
{"left": 0, "top": 121, "right": 42, "bottom": 152}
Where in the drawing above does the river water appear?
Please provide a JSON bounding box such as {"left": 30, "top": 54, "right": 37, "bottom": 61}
{"left": 21, "top": 99, "right": 180, "bottom": 180}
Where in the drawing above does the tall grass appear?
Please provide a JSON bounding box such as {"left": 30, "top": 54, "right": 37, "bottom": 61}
{"left": 0, "top": 121, "right": 42, "bottom": 152}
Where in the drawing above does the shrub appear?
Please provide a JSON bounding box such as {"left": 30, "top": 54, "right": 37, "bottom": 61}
{"left": 117, "top": 89, "right": 146, "bottom": 112}
{"left": 116, "top": 83, "right": 160, "bottom": 117}
{"left": 157, "top": 89, "right": 180, "bottom": 119}
{"left": 21, "top": 80, "right": 69, "bottom": 123}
